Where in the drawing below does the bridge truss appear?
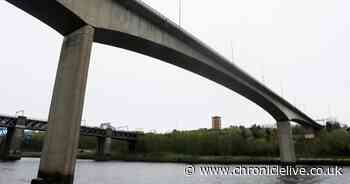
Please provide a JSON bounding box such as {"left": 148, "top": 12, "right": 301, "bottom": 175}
{"left": 0, "top": 114, "right": 139, "bottom": 141}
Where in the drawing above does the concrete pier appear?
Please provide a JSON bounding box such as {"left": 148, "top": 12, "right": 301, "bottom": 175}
{"left": 277, "top": 121, "right": 296, "bottom": 163}
{"left": 304, "top": 127, "right": 316, "bottom": 139}
{"left": 31, "top": 25, "right": 94, "bottom": 184}
{"left": 128, "top": 140, "right": 136, "bottom": 153}
{"left": 95, "top": 128, "right": 112, "bottom": 161}
{"left": 0, "top": 116, "right": 25, "bottom": 161}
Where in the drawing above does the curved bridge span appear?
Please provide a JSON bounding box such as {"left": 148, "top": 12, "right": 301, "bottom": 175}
{"left": 3, "top": 1, "right": 322, "bottom": 183}
{"left": 6, "top": 0, "right": 322, "bottom": 128}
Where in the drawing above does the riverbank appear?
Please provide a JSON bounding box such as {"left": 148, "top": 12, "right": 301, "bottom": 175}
{"left": 110, "top": 153, "right": 350, "bottom": 166}
{"left": 20, "top": 152, "right": 350, "bottom": 165}
{"left": 21, "top": 152, "right": 95, "bottom": 160}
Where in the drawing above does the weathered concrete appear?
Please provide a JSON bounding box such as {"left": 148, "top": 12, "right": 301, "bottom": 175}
{"left": 4, "top": 0, "right": 323, "bottom": 130}
{"left": 277, "top": 121, "right": 296, "bottom": 163}
{"left": 4, "top": 0, "right": 323, "bottom": 171}
{"left": 95, "top": 128, "right": 112, "bottom": 161}
{"left": 31, "top": 25, "right": 94, "bottom": 184}
{"left": 0, "top": 116, "right": 25, "bottom": 161}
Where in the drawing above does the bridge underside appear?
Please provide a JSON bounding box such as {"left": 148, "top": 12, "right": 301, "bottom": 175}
{"left": 5, "top": 0, "right": 322, "bottom": 129}
{"left": 3, "top": 0, "right": 323, "bottom": 183}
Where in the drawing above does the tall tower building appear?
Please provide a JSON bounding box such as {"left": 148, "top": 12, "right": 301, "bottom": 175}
{"left": 212, "top": 116, "right": 221, "bottom": 129}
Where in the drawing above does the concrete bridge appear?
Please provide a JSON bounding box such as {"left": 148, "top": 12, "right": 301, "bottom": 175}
{"left": 3, "top": 0, "right": 323, "bottom": 183}
{"left": 0, "top": 114, "right": 138, "bottom": 161}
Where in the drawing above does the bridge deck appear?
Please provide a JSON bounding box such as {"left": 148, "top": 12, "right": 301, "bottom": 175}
{"left": 3, "top": 0, "right": 323, "bottom": 129}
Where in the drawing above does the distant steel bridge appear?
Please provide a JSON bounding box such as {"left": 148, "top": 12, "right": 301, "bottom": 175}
{"left": 0, "top": 127, "right": 6, "bottom": 137}
{"left": 0, "top": 114, "right": 139, "bottom": 141}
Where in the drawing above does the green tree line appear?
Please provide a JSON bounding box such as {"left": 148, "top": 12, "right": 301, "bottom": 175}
{"left": 18, "top": 121, "right": 350, "bottom": 158}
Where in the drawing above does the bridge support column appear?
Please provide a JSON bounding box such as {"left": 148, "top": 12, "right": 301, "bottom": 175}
{"left": 31, "top": 25, "right": 94, "bottom": 184}
{"left": 95, "top": 128, "right": 112, "bottom": 161}
{"left": 0, "top": 116, "right": 26, "bottom": 161}
{"left": 277, "top": 121, "right": 296, "bottom": 164}
{"left": 128, "top": 140, "right": 136, "bottom": 153}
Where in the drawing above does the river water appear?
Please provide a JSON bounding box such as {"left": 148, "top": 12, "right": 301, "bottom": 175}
{"left": 0, "top": 158, "right": 349, "bottom": 184}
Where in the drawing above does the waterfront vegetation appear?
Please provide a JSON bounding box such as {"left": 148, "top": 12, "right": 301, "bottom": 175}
{"left": 17, "top": 121, "right": 350, "bottom": 162}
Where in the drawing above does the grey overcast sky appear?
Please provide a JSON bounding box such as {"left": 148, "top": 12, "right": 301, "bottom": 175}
{"left": 0, "top": 0, "right": 349, "bottom": 132}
